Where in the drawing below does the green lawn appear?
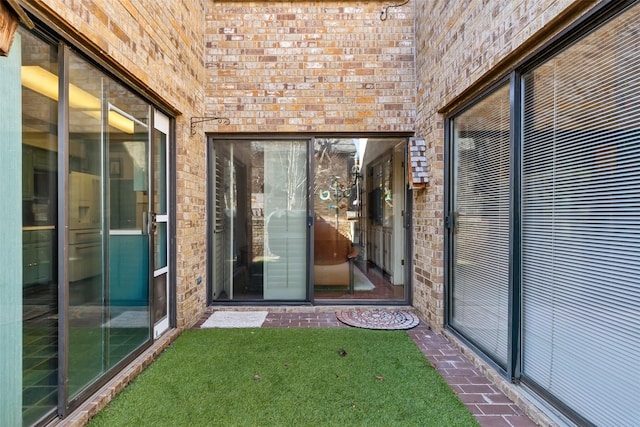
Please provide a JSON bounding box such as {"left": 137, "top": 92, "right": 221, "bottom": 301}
{"left": 89, "top": 328, "right": 478, "bottom": 427}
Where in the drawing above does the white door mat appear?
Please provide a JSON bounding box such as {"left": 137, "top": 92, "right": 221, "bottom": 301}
{"left": 201, "top": 311, "right": 268, "bottom": 328}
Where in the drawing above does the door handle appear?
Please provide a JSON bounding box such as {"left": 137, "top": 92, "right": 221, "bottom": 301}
{"left": 144, "top": 212, "right": 158, "bottom": 235}
{"left": 150, "top": 212, "right": 157, "bottom": 235}
{"left": 445, "top": 212, "right": 459, "bottom": 234}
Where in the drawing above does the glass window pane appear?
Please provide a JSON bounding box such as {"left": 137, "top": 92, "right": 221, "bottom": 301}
{"left": 522, "top": 5, "right": 640, "bottom": 424}
{"left": 67, "top": 51, "right": 107, "bottom": 397}
{"left": 263, "top": 141, "right": 307, "bottom": 299}
{"left": 18, "top": 28, "right": 59, "bottom": 425}
{"left": 152, "top": 273, "right": 167, "bottom": 324}
{"left": 314, "top": 138, "right": 406, "bottom": 301}
{"left": 210, "top": 140, "right": 308, "bottom": 301}
{"left": 105, "top": 78, "right": 151, "bottom": 369}
{"left": 450, "top": 83, "right": 511, "bottom": 367}
{"left": 154, "top": 222, "right": 167, "bottom": 270}
{"left": 67, "top": 51, "right": 151, "bottom": 397}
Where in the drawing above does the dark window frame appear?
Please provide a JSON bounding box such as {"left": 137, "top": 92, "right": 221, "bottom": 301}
{"left": 206, "top": 133, "right": 414, "bottom": 307}
{"left": 444, "top": 76, "right": 515, "bottom": 379}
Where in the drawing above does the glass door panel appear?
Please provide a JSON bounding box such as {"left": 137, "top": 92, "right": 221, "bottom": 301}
{"left": 211, "top": 140, "right": 308, "bottom": 301}
{"left": 18, "top": 29, "right": 60, "bottom": 426}
{"left": 263, "top": 142, "right": 307, "bottom": 299}
{"left": 313, "top": 138, "right": 406, "bottom": 301}
{"left": 210, "top": 137, "right": 408, "bottom": 303}
{"left": 17, "top": 30, "right": 159, "bottom": 421}
{"left": 67, "top": 50, "right": 152, "bottom": 397}
{"left": 449, "top": 85, "right": 511, "bottom": 367}
{"left": 106, "top": 101, "right": 150, "bottom": 368}
{"left": 67, "top": 52, "right": 107, "bottom": 397}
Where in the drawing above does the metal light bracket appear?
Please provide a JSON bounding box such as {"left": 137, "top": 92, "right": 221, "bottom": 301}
{"left": 380, "top": 0, "right": 410, "bottom": 21}
{"left": 190, "top": 116, "right": 230, "bottom": 135}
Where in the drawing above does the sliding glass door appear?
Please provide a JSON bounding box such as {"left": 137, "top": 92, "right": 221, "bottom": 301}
{"left": 16, "top": 29, "right": 170, "bottom": 423}
{"left": 67, "top": 50, "right": 152, "bottom": 400}
{"left": 210, "top": 140, "right": 308, "bottom": 301}
{"left": 313, "top": 138, "right": 407, "bottom": 301}
{"left": 449, "top": 84, "right": 511, "bottom": 368}
{"left": 446, "top": 6, "right": 640, "bottom": 424}
{"left": 209, "top": 137, "right": 409, "bottom": 303}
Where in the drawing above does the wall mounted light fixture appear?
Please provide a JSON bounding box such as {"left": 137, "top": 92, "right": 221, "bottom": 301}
{"left": 408, "top": 137, "right": 428, "bottom": 188}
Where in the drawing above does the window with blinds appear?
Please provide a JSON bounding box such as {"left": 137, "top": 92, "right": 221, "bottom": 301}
{"left": 450, "top": 83, "right": 511, "bottom": 367}
{"left": 521, "top": 4, "right": 640, "bottom": 425}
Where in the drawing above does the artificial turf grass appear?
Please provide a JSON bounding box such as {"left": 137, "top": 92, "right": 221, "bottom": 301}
{"left": 88, "top": 328, "right": 479, "bottom": 427}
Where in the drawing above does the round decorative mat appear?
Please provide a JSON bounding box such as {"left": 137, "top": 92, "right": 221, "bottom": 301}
{"left": 336, "top": 309, "right": 420, "bottom": 330}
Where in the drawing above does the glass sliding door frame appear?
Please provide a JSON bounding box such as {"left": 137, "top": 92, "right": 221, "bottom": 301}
{"left": 55, "top": 45, "right": 157, "bottom": 418}
{"left": 444, "top": 77, "right": 517, "bottom": 379}
{"left": 152, "top": 110, "right": 171, "bottom": 339}
{"left": 17, "top": 22, "right": 174, "bottom": 424}
{"left": 444, "top": 6, "right": 638, "bottom": 420}
{"left": 208, "top": 137, "right": 310, "bottom": 302}
{"left": 208, "top": 135, "right": 411, "bottom": 305}
{"left": 57, "top": 43, "right": 71, "bottom": 418}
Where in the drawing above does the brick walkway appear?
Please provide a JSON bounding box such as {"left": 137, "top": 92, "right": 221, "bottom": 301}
{"left": 197, "top": 310, "right": 538, "bottom": 427}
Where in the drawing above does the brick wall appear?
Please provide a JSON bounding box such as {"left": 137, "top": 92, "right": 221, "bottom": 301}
{"left": 26, "top": 0, "right": 604, "bottom": 331}
{"left": 203, "top": 1, "right": 415, "bottom": 134}
{"left": 29, "top": 0, "right": 208, "bottom": 328}
{"left": 412, "top": 0, "right": 595, "bottom": 328}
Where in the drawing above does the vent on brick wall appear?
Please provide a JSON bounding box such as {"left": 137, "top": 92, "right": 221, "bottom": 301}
{"left": 408, "top": 137, "right": 428, "bottom": 189}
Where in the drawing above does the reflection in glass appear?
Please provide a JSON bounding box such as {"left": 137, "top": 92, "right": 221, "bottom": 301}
{"left": 67, "top": 51, "right": 107, "bottom": 397}
{"left": 211, "top": 140, "right": 308, "bottom": 300}
{"left": 314, "top": 138, "right": 406, "bottom": 301}
{"left": 67, "top": 51, "right": 151, "bottom": 397}
{"left": 106, "top": 86, "right": 151, "bottom": 369}
{"left": 450, "top": 84, "right": 510, "bottom": 366}
{"left": 20, "top": 29, "right": 59, "bottom": 426}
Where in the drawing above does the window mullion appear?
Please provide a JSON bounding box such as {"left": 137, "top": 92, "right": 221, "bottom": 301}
{"left": 509, "top": 71, "right": 523, "bottom": 383}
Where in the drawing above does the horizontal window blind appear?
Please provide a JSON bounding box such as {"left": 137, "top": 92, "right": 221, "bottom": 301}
{"left": 212, "top": 152, "right": 226, "bottom": 295}
{"left": 522, "top": 5, "right": 640, "bottom": 425}
{"left": 450, "top": 83, "right": 511, "bottom": 367}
